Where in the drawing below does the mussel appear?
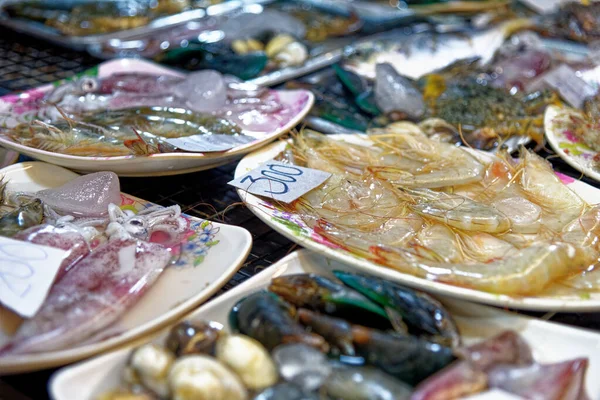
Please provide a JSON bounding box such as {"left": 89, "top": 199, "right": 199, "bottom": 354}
{"left": 229, "top": 291, "right": 328, "bottom": 352}
{"left": 269, "top": 274, "right": 390, "bottom": 328}
{"left": 297, "top": 308, "right": 355, "bottom": 356}
{"left": 334, "top": 271, "right": 460, "bottom": 347}
{"left": 351, "top": 325, "right": 455, "bottom": 385}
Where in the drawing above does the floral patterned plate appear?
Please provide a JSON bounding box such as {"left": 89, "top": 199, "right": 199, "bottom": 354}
{"left": 235, "top": 135, "right": 600, "bottom": 312}
{"left": 545, "top": 104, "right": 600, "bottom": 183}
{"left": 0, "top": 162, "right": 252, "bottom": 374}
{"left": 0, "top": 58, "right": 313, "bottom": 177}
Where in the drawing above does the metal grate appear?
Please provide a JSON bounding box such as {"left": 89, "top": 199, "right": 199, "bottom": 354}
{"left": 0, "top": 28, "right": 99, "bottom": 94}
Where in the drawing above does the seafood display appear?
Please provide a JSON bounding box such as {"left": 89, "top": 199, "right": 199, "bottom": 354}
{"left": 259, "top": 129, "right": 600, "bottom": 296}
{"left": 98, "top": 269, "right": 591, "bottom": 400}
{"left": 1, "top": 0, "right": 214, "bottom": 36}
{"left": 7, "top": 0, "right": 600, "bottom": 397}
{"left": 0, "top": 169, "right": 224, "bottom": 357}
{"left": 296, "top": 18, "right": 600, "bottom": 148}
{"left": 0, "top": 68, "right": 298, "bottom": 157}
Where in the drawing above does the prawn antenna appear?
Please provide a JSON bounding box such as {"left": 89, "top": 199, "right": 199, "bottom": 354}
{"left": 457, "top": 124, "right": 474, "bottom": 150}
{"left": 54, "top": 105, "right": 74, "bottom": 130}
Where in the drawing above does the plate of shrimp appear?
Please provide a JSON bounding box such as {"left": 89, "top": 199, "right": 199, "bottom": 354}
{"left": 0, "top": 58, "right": 314, "bottom": 177}
{"left": 234, "top": 124, "right": 600, "bottom": 311}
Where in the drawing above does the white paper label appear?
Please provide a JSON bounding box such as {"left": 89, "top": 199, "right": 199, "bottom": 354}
{"left": 0, "top": 237, "right": 68, "bottom": 318}
{"left": 165, "top": 134, "right": 255, "bottom": 153}
{"left": 229, "top": 161, "right": 331, "bottom": 203}
{"left": 464, "top": 388, "right": 523, "bottom": 400}
{"left": 542, "top": 64, "right": 596, "bottom": 109}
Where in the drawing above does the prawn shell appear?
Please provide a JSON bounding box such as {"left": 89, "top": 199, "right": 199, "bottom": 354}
{"left": 410, "top": 195, "right": 511, "bottom": 234}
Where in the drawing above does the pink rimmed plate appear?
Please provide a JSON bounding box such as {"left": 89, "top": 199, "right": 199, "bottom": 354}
{"left": 545, "top": 104, "right": 600, "bottom": 183}
{"left": 0, "top": 59, "right": 313, "bottom": 177}
{"left": 0, "top": 162, "right": 252, "bottom": 374}
{"left": 234, "top": 134, "right": 600, "bottom": 312}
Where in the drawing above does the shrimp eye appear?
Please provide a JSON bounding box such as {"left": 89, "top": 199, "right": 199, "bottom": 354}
{"left": 80, "top": 78, "right": 98, "bottom": 93}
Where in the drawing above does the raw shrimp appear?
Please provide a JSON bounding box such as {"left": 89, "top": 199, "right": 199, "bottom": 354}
{"left": 367, "top": 130, "right": 485, "bottom": 189}
{"left": 407, "top": 188, "right": 511, "bottom": 234}
{"left": 284, "top": 130, "right": 600, "bottom": 296}
{"left": 455, "top": 232, "right": 515, "bottom": 263}
{"left": 298, "top": 173, "right": 412, "bottom": 229}
{"left": 4, "top": 119, "right": 136, "bottom": 157}
{"left": 370, "top": 241, "right": 593, "bottom": 295}
{"left": 290, "top": 130, "right": 378, "bottom": 174}
{"left": 416, "top": 225, "right": 462, "bottom": 263}
{"left": 517, "top": 149, "right": 586, "bottom": 232}
{"left": 293, "top": 173, "right": 423, "bottom": 258}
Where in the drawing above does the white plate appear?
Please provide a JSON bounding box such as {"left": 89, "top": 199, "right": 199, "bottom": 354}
{"left": 0, "top": 58, "right": 314, "bottom": 177}
{"left": 49, "top": 249, "right": 600, "bottom": 400}
{"left": 0, "top": 148, "right": 18, "bottom": 169}
{"left": 545, "top": 104, "right": 600, "bottom": 183}
{"left": 0, "top": 162, "right": 252, "bottom": 374}
{"left": 234, "top": 135, "right": 600, "bottom": 311}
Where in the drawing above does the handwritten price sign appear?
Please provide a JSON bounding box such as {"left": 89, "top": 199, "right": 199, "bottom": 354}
{"left": 0, "top": 237, "right": 68, "bottom": 318}
{"left": 229, "top": 161, "right": 331, "bottom": 203}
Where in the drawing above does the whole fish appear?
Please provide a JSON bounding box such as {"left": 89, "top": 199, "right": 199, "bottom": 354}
{"left": 344, "top": 19, "right": 533, "bottom": 80}
{"left": 0, "top": 239, "right": 172, "bottom": 355}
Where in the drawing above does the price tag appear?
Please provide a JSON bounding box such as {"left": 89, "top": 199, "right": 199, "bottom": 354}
{"left": 229, "top": 161, "right": 331, "bottom": 203}
{"left": 0, "top": 237, "right": 68, "bottom": 318}
{"left": 541, "top": 64, "right": 596, "bottom": 109}
{"left": 165, "top": 134, "right": 256, "bottom": 153}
